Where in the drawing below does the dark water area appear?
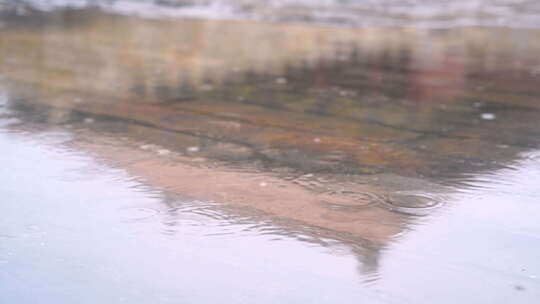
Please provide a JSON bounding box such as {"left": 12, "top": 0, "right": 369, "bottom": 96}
{"left": 1, "top": 5, "right": 540, "bottom": 304}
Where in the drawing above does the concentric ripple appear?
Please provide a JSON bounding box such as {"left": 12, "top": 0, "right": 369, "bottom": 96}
{"left": 319, "top": 190, "right": 386, "bottom": 211}
{"left": 119, "top": 206, "right": 160, "bottom": 222}
{"left": 379, "top": 191, "right": 445, "bottom": 216}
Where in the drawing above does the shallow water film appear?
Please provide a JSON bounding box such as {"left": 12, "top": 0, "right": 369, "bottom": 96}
{"left": 1, "top": 2, "right": 540, "bottom": 304}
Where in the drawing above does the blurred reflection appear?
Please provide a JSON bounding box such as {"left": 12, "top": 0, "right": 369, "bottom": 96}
{"left": 0, "top": 120, "right": 387, "bottom": 303}
{"left": 1, "top": 9, "right": 539, "bottom": 176}
{"left": 1, "top": 7, "right": 540, "bottom": 295}
{"left": 4, "top": 0, "right": 540, "bottom": 28}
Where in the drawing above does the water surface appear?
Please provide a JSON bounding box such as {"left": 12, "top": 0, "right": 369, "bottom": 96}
{"left": 1, "top": 86, "right": 539, "bottom": 303}
{"left": 1, "top": 4, "right": 540, "bottom": 304}
{"left": 0, "top": 110, "right": 385, "bottom": 303}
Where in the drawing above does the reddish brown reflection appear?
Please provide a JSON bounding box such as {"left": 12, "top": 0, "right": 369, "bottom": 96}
{"left": 1, "top": 8, "right": 540, "bottom": 248}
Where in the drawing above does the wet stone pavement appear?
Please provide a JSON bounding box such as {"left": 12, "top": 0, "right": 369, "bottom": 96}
{"left": 1, "top": 6, "right": 540, "bottom": 304}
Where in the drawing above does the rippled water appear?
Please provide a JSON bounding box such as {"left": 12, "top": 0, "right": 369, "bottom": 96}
{"left": 1, "top": 4, "right": 540, "bottom": 303}
{"left": 1, "top": 85, "right": 539, "bottom": 303}
{"left": 0, "top": 109, "right": 381, "bottom": 303}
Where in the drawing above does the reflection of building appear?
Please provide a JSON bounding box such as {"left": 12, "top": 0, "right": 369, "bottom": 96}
{"left": 2, "top": 8, "right": 540, "bottom": 281}
{"left": 408, "top": 46, "right": 466, "bottom": 102}
{"left": 0, "top": 8, "right": 364, "bottom": 100}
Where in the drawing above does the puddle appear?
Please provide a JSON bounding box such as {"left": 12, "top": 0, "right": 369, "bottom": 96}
{"left": 0, "top": 123, "right": 389, "bottom": 304}
{"left": 1, "top": 87, "right": 539, "bottom": 303}
{"left": 0, "top": 4, "right": 539, "bottom": 304}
